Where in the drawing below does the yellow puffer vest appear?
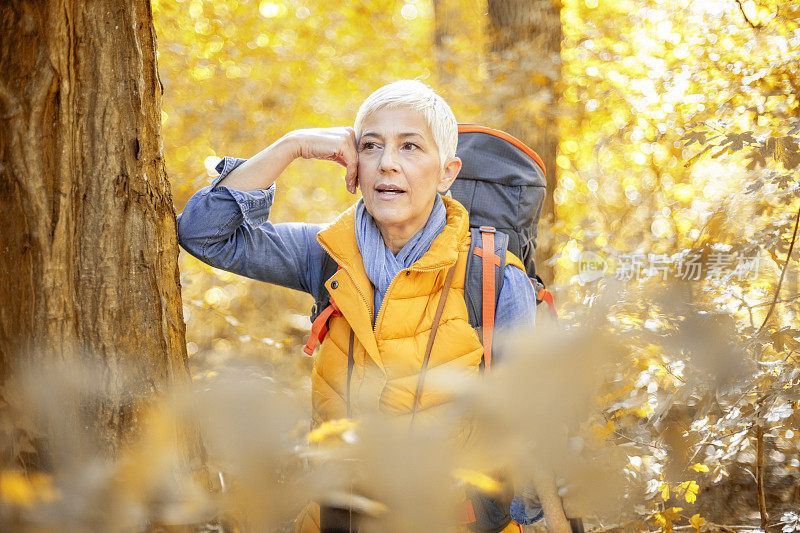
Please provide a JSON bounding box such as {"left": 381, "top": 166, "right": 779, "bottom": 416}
{"left": 297, "top": 196, "right": 527, "bottom": 533}
{"left": 310, "top": 195, "right": 525, "bottom": 428}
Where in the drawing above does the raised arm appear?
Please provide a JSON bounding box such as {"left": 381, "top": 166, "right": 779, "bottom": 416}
{"left": 216, "top": 127, "right": 359, "bottom": 193}
{"left": 177, "top": 127, "right": 360, "bottom": 297}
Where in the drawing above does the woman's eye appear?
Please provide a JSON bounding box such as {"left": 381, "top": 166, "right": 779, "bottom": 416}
{"left": 359, "top": 142, "right": 377, "bottom": 150}
{"left": 402, "top": 142, "right": 419, "bottom": 150}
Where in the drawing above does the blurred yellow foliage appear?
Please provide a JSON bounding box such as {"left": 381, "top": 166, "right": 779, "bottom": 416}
{"left": 452, "top": 468, "right": 502, "bottom": 495}
{"left": 0, "top": 470, "right": 59, "bottom": 507}
{"left": 307, "top": 418, "right": 357, "bottom": 444}
{"left": 591, "top": 419, "right": 615, "bottom": 440}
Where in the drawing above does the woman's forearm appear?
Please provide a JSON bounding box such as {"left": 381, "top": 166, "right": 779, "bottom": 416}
{"left": 215, "top": 134, "right": 299, "bottom": 191}
{"left": 215, "top": 126, "right": 359, "bottom": 192}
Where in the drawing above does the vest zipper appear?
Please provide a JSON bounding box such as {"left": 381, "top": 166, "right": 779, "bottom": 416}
{"left": 373, "top": 269, "right": 406, "bottom": 330}
{"left": 346, "top": 329, "right": 354, "bottom": 417}
{"left": 316, "top": 242, "right": 374, "bottom": 323}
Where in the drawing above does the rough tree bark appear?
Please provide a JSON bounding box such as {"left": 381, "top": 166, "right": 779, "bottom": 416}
{"left": 486, "top": 0, "right": 562, "bottom": 286}
{"left": 0, "top": 1, "right": 196, "bottom": 469}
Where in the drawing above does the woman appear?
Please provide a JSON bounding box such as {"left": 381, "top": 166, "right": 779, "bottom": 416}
{"left": 178, "top": 80, "right": 570, "bottom": 532}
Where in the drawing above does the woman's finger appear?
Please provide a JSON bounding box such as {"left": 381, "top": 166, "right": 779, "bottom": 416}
{"left": 343, "top": 129, "right": 356, "bottom": 194}
{"left": 341, "top": 128, "right": 359, "bottom": 194}
{"left": 342, "top": 147, "right": 358, "bottom": 194}
{"left": 345, "top": 161, "right": 358, "bottom": 194}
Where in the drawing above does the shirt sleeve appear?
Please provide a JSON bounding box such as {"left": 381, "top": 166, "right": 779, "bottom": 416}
{"left": 176, "top": 156, "right": 327, "bottom": 297}
{"left": 494, "top": 264, "right": 537, "bottom": 331}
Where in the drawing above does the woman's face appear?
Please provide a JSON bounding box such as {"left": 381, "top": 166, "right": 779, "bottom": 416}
{"left": 356, "top": 107, "right": 460, "bottom": 245}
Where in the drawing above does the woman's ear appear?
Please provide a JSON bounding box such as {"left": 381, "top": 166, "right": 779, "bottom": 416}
{"left": 436, "top": 157, "right": 462, "bottom": 193}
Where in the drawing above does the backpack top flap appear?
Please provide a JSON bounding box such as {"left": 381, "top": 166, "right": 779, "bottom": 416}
{"left": 450, "top": 125, "right": 547, "bottom": 279}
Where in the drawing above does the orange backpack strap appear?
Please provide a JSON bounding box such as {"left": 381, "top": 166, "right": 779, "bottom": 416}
{"left": 464, "top": 227, "right": 506, "bottom": 338}
{"left": 305, "top": 261, "right": 344, "bottom": 356}
{"left": 538, "top": 287, "right": 557, "bottom": 318}
{"left": 303, "top": 298, "right": 342, "bottom": 355}
{"left": 460, "top": 500, "right": 476, "bottom": 524}
{"left": 478, "top": 227, "right": 498, "bottom": 372}
{"left": 532, "top": 275, "right": 558, "bottom": 320}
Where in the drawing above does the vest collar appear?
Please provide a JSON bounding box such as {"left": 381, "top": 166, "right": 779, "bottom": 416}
{"left": 317, "top": 195, "right": 470, "bottom": 272}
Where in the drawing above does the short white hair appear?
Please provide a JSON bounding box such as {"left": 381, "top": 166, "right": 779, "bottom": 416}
{"left": 354, "top": 79, "right": 458, "bottom": 169}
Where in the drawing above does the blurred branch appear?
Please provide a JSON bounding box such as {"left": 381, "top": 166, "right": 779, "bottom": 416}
{"left": 735, "top": 0, "right": 763, "bottom": 29}
{"left": 755, "top": 206, "right": 800, "bottom": 340}
{"left": 732, "top": 293, "right": 756, "bottom": 328}
{"left": 610, "top": 428, "right": 662, "bottom": 451}
{"left": 749, "top": 295, "right": 800, "bottom": 308}
{"left": 755, "top": 424, "right": 768, "bottom": 531}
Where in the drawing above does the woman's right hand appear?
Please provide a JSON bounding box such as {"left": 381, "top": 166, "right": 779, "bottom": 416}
{"left": 286, "top": 127, "right": 359, "bottom": 194}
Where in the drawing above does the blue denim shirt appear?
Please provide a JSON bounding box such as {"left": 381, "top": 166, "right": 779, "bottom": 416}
{"left": 176, "top": 157, "right": 536, "bottom": 338}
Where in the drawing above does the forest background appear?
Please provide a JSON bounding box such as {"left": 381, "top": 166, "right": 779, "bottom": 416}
{"left": 1, "top": 0, "right": 799, "bottom": 531}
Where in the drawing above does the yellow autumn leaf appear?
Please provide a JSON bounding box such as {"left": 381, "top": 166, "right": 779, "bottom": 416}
{"left": 653, "top": 507, "right": 683, "bottom": 533}
{"left": 308, "top": 418, "right": 357, "bottom": 444}
{"left": 690, "top": 513, "right": 706, "bottom": 531}
{"left": 684, "top": 480, "right": 699, "bottom": 503}
{"left": 690, "top": 463, "right": 709, "bottom": 472}
{"left": 597, "top": 383, "right": 633, "bottom": 404}
{"left": 642, "top": 344, "right": 661, "bottom": 358}
{"left": 452, "top": 469, "right": 502, "bottom": 495}
{"left": 592, "top": 419, "right": 615, "bottom": 439}
{"left": 661, "top": 483, "right": 669, "bottom": 501}
{"left": 653, "top": 511, "right": 671, "bottom": 533}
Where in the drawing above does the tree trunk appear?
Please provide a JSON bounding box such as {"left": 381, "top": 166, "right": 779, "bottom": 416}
{"left": 433, "top": 0, "right": 458, "bottom": 87}
{"left": 0, "top": 0, "right": 194, "bottom": 469}
{"left": 486, "top": 0, "right": 562, "bottom": 286}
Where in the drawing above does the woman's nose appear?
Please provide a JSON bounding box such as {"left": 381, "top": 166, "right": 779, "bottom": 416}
{"left": 379, "top": 147, "right": 400, "bottom": 172}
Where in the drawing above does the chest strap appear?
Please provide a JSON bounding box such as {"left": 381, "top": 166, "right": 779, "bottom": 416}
{"left": 303, "top": 298, "right": 342, "bottom": 356}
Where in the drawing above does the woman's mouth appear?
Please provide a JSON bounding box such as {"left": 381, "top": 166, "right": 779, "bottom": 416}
{"left": 375, "top": 184, "right": 406, "bottom": 199}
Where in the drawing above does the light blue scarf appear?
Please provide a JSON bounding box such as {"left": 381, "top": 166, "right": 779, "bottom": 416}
{"left": 355, "top": 194, "right": 447, "bottom": 326}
